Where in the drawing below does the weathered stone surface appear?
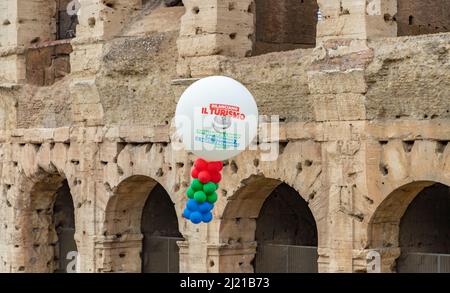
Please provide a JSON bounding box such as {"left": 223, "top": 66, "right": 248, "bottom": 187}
{"left": 0, "top": 0, "right": 449, "bottom": 274}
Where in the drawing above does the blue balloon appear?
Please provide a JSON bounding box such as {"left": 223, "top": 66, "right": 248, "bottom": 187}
{"left": 183, "top": 208, "right": 191, "bottom": 219}
{"left": 187, "top": 199, "right": 199, "bottom": 212}
{"left": 202, "top": 212, "right": 213, "bottom": 223}
{"left": 198, "top": 202, "right": 213, "bottom": 213}
{"left": 190, "top": 212, "right": 202, "bottom": 224}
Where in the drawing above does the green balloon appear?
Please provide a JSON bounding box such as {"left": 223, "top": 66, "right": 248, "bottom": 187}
{"left": 206, "top": 192, "right": 218, "bottom": 204}
{"left": 191, "top": 179, "right": 204, "bottom": 191}
{"left": 215, "top": 183, "right": 219, "bottom": 190}
{"left": 203, "top": 182, "right": 217, "bottom": 195}
{"left": 194, "top": 190, "right": 207, "bottom": 203}
{"left": 186, "top": 188, "right": 195, "bottom": 199}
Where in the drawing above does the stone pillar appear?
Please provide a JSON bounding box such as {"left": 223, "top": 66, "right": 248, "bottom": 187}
{"left": 317, "top": 0, "right": 397, "bottom": 42}
{"left": 94, "top": 234, "right": 143, "bottom": 273}
{"left": 309, "top": 0, "right": 379, "bottom": 273}
{"left": 177, "top": 0, "right": 254, "bottom": 77}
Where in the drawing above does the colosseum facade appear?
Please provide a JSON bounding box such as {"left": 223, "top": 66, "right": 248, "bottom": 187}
{"left": 0, "top": 0, "right": 448, "bottom": 273}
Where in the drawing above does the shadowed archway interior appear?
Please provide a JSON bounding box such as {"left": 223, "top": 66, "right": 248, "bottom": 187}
{"left": 141, "top": 183, "right": 183, "bottom": 273}
{"left": 397, "top": 183, "right": 450, "bottom": 272}
{"left": 254, "top": 183, "right": 318, "bottom": 273}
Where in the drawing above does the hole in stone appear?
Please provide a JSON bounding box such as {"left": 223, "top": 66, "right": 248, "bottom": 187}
{"left": 409, "top": 15, "right": 414, "bottom": 25}
{"left": 309, "top": 191, "right": 316, "bottom": 201}
{"left": 209, "top": 260, "right": 215, "bottom": 267}
{"left": 229, "top": 33, "right": 237, "bottom": 39}
{"left": 253, "top": 158, "right": 259, "bottom": 167}
{"left": 304, "top": 160, "right": 313, "bottom": 167}
{"left": 101, "top": 161, "right": 108, "bottom": 166}
{"left": 103, "top": 0, "right": 115, "bottom": 9}
{"left": 228, "top": 2, "right": 235, "bottom": 11}
{"left": 176, "top": 162, "right": 184, "bottom": 168}
{"left": 296, "top": 162, "right": 303, "bottom": 173}
{"left": 119, "top": 253, "right": 126, "bottom": 258}
{"left": 379, "top": 140, "right": 388, "bottom": 145}
{"left": 436, "top": 141, "right": 448, "bottom": 154}
{"left": 192, "top": 7, "right": 200, "bottom": 14}
{"left": 402, "top": 140, "right": 415, "bottom": 153}
{"left": 230, "top": 161, "right": 238, "bottom": 173}
{"left": 156, "top": 168, "right": 164, "bottom": 177}
{"left": 18, "top": 266, "right": 25, "bottom": 271}
{"left": 2, "top": 19, "right": 11, "bottom": 26}
{"left": 279, "top": 141, "right": 288, "bottom": 155}
{"left": 88, "top": 17, "right": 96, "bottom": 28}
{"left": 379, "top": 163, "right": 389, "bottom": 176}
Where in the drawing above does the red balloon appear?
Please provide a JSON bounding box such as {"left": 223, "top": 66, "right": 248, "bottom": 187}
{"left": 194, "top": 158, "right": 208, "bottom": 171}
{"left": 198, "top": 171, "right": 211, "bottom": 184}
{"left": 191, "top": 167, "right": 199, "bottom": 178}
{"left": 207, "top": 161, "right": 222, "bottom": 173}
{"left": 210, "top": 171, "right": 222, "bottom": 184}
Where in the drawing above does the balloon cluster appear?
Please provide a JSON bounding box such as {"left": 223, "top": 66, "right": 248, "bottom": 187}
{"left": 183, "top": 158, "right": 223, "bottom": 224}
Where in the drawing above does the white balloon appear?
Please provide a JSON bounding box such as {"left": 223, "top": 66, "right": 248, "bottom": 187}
{"left": 175, "top": 76, "right": 258, "bottom": 161}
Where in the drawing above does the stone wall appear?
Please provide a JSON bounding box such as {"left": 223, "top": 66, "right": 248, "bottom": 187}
{"left": 0, "top": 0, "right": 449, "bottom": 273}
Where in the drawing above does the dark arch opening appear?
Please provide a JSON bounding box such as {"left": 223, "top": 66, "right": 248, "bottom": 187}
{"left": 254, "top": 183, "right": 318, "bottom": 272}
{"left": 397, "top": 183, "right": 450, "bottom": 272}
{"left": 397, "top": 0, "right": 450, "bottom": 36}
{"left": 53, "top": 180, "right": 77, "bottom": 273}
{"left": 141, "top": 183, "right": 183, "bottom": 273}
{"left": 253, "top": 0, "right": 319, "bottom": 56}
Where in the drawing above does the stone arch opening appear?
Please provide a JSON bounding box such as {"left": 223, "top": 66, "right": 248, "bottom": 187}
{"left": 397, "top": 0, "right": 450, "bottom": 36}
{"left": 219, "top": 176, "right": 318, "bottom": 273}
{"left": 25, "top": 175, "right": 77, "bottom": 273}
{"left": 253, "top": 0, "right": 319, "bottom": 56}
{"left": 103, "top": 175, "right": 182, "bottom": 273}
{"left": 368, "top": 181, "right": 450, "bottom": 273}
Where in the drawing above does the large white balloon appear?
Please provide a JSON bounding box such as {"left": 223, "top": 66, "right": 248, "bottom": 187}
{"left": 175, "top": 76, "right": 258, "bottom": 161}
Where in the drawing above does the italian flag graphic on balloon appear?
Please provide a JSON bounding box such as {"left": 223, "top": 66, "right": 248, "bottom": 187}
{"left": 175, "top": 76, "right": 258, "bottom": 224}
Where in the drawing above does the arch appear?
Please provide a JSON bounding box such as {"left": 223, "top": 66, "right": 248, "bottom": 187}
{"left": 219, "top": 175, "right": 318, "bottom": 273}
{"left": 368, "top": 180, "right": 450, "bottom": 272}
{"left": 21, "top": 174, "right": 77, "bottom": 273}
{"left": 103, "top": 175, "right": 182, "bottom": 273}
{"left": 397, "top": 0, "right": 450, "bottom": 36}
{"left": 253, "top": 0, "right": 319, "bottom": 55}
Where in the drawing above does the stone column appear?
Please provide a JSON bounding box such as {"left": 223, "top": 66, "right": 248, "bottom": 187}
{"left": 310, "top": 0, "right": 378, "bottom": 272}
{"left": 177, "top": 0, "right": 254, "bottom": 77}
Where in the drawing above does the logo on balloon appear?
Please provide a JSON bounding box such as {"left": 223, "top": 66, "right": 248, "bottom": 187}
{"left": 175, "top": 76, "right": 258, "bottom": 162}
